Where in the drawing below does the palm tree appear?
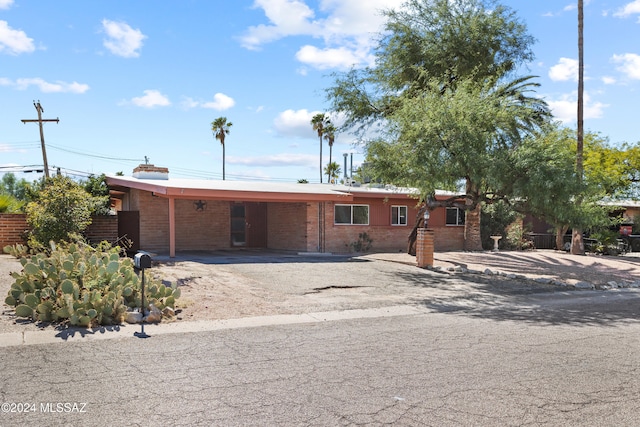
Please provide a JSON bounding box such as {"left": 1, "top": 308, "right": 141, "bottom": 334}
{"left": 311, "top": 113, "right": 330, "bottom": 183}
{"left": 323, "top": 123, "right": 336, "bottom": 182}
{"left": 211, "top": 117, "right": 232, "bottom": 180}
{"left": 571, "top": 0, "right": 585, "bottom": 255}
{"left": 324, "top": 161, "right": 341, "bottom": 184}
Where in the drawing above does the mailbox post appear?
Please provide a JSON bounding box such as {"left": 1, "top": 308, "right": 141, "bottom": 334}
{"left": 133, "top": 252, "right": 152, "bottom": 338}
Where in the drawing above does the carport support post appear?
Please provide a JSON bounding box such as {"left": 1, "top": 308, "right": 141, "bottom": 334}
{"left": 416, "top": 228, "right": 434, "bottom": 268}
{"left": 169, "top": 196, "right": 176, "bottom": 258}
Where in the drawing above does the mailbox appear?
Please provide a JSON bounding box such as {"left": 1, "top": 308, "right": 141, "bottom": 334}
{"left": 134, "top": 252, "right": 152, "bottom": 269}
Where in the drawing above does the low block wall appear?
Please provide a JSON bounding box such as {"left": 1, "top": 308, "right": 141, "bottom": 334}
{"left": 0, "top": 214, "right": 119, "bottom": 248}
{"left": 0, "top": 213, "right": 28, "bottom": 248}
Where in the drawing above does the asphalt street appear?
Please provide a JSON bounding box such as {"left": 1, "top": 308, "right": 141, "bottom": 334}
{"left": 1, "top": 295, "right": 640, "bottom": 427}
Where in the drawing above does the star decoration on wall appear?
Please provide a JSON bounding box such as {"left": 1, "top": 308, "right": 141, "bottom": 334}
{"left": 194, "top": 200, "right": 206, "bottom": 211}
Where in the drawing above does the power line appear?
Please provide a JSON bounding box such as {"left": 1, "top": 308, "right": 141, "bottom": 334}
{"left": 47, "top": 143, "right": 144, "bottom": 162}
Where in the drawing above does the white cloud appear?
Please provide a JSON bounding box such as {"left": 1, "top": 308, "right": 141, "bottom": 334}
{"left": 295, "top": 45, "right": 373, "bottom": 70}
{"left": 0, "top": 0, "right": 14, "bottom": 10}
{"left": 181, "top": 93, "right": 235, "bottom": 110}
{"left": 129, "top": 90, "right": 171, "bottom": 108}
{"left": 546, "top": 91, "right": 608, "bottom": 123}
{"left": 273, "top": 108, "right": 320, "bottom": 138}
{"left": 601, "top": 76, "right": 616, "bottom": 84}
{"left": 0, "top": 77, "right": 89, "bottom": 93}
{"left": 549, "top": 57, "right": 578, "bottom": 82}
{"left": 202, "top": 93, "right": 235, "bottom": 110}
{"left": 611, "top": 53, "right": 640, "bottom": 79}
{"left": 227, "top": 153, "right": 317, "bottom": 168}
{"left": 240, "top": 0, "right": 404, "bottom": 69}
{"left": 614, "top": 0, "right": 640, "bottom": 17}
{"left": 240, "top": 0, "right": 320, "bottom": 50}
{"left": 101, "top": 19, "right": 146, "bottom": 58}
{"left": 0, "top": 20, "right": 35, "bottom": 55}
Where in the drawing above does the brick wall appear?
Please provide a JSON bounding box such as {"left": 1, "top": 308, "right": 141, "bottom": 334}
{"left": 174, "top": 199, "right": 229, "bottom": 250}
{"left": 433, "top": 225, "right": 465, "bottom": 251}
{"left": 323, "top": 199, "right": 419, "bottom": 253}
{"left": 84, "top": 216, "right": 118, "bottom": 244}
{"left": 267, "top": 202, "right": 308, "bottom": 251}
{"left": 0, "top": 213, "right": 119, "bottom": 248}
{"left": 0, "top": 214, "right": 28, "bottom": 247}
{"left": 131, "top": 189, "right": 169, "bottom": 252}
{"left": 305, "top": 202, "right": 321, "bottom": 252}
{"left": 322, "top": 199, "right": 464, "bottom": 254}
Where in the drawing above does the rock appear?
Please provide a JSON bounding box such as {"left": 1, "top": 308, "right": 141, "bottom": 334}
{"left": 607, "top": 281, "right": 619, "bottom": 288}
{"left": 125, "top": 311, "right": 142, "bottom": 324}
{"left": 534, "top": 277, "right": 552, "bottom": 284}
{"left": 484, "top": 268, "right": 494, "bottom": 275}
{"left": 506, "top": 274, "right": 517, "bottom": 279}
{"left": 162, "top": 306, "right": 175, "bottom": 318}
{"left": 574, "top": 281, "right": 595, "bottom": 290}
{"left": 453, "top": 266, "right": 464, "bottom": 273}
{"left": 144, "top": 304, "right": 162, "bottom": 323}
{"left": 446, "top": 267, "right": 455, "bottom": 271}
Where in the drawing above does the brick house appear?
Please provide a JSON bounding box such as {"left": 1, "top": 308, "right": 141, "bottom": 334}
{"left": 105, "top": 165, "right": 465, "bottom": 257}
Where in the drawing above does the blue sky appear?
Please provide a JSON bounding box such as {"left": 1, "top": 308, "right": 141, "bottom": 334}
{"left": 1, "top": 0, "right": 639, "bottom": 183}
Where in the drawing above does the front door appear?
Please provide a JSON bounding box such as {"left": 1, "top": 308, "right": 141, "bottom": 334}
{"left": 230, "top": 202, "right": 267, "bottom": 248}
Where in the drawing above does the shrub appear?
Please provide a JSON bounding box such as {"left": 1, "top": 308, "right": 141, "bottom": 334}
{"left": 4, "top": 240, "right": 179, "bottom": 327}
{"left": 0, "top": 194, "right": 24, "bottom": 213}
{"left": 25, "top": 176, "right": 108, "bottom": 247}
{"left": 348, "top": 232, "right": 373, "bottom": 252}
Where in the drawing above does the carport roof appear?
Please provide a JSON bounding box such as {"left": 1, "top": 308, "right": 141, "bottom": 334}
{"left": 106, "top": 174, "right": 425, "bottom": 203}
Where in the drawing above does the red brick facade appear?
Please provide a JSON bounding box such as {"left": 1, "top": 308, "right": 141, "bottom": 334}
{"left": 0, "top": 214, "right": 28, "bottom": 248}
{"left": 0, "top": 214, "right": 118, "bottom": 248}
{"left": 416, "top": 228, "right": 434, "bottom": 267}
{"left": 112, "top": 185, "right": 465, "bottom": 255}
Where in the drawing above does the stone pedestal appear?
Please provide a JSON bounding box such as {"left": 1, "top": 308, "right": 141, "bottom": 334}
{"left": 416, "top": 228, "right": 434, "bottom": 268}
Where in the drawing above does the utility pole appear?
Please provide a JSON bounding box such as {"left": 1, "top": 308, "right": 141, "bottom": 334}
{"left": 21, "top": 100, "right": 59, "bottom": 178}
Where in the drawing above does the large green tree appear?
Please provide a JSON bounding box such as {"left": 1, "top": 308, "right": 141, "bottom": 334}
{"left": 211, "top": 117, "right": 233, "bottom": 180}
{"left": 326, "top": 0, "right": 548, "bottom": 250}
{"left": 501, "top": 124, "right": 638, "bottom": 250}
{"left": 0, "top": 172, "right": 31, "bottom": 201}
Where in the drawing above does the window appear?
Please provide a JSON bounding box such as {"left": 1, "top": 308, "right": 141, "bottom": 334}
{"left": 391, "top": 206, "right": 407, "bottom": 226}
{"left": 446, "top": 207, "right": 465, "bottom": 226}
{"left": 335, "top": 204, "right": 369, "bottom": 225}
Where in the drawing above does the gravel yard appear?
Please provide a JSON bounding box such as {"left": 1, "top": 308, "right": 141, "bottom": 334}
{"left": 1, "top": 249, "right": 639, "bottom": 334}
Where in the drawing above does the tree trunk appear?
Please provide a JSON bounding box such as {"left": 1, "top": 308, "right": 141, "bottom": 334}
{"left": 319, "top": 135, "right": 323, "bottom": 184}
{"left": 571, "top": 0, "right": 585, "bottom": 255}
{"left": 463, "top": 180, "right": 483, "bottom": 251}
{"left": 407, "top": 204, "right": 427, "bottom": 255}
{"left": 555, "top": 225, "right": 569, "bottom": 250}
{"left": 463, "top": 203, "right": 483, "bottom": 251}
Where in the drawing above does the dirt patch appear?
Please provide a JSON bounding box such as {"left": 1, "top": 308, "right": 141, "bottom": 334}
{"left": 1, "top": 250, "right": 639, "bottom": 334}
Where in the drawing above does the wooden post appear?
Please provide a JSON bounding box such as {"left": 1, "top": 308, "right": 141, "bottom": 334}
{"left": 21, "top": 101, "right": 59, "bottom": 178}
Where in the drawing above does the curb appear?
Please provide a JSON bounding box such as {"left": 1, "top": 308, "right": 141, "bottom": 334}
{"left": 0, "top": 305, "right": 425, "bottom": 348}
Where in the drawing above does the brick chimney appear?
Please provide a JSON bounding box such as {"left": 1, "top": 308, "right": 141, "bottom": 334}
{"left": 132, "top": 164, "right": 169, "bottom": 180}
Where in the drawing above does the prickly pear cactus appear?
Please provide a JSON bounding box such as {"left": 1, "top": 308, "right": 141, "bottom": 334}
{"left": 3, "top": 240, "right": 178, "bottom": 327}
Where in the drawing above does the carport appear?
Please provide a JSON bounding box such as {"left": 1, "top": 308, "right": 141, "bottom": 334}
{"left": 106, "top": 169, "right": 353, "bottom": 257}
